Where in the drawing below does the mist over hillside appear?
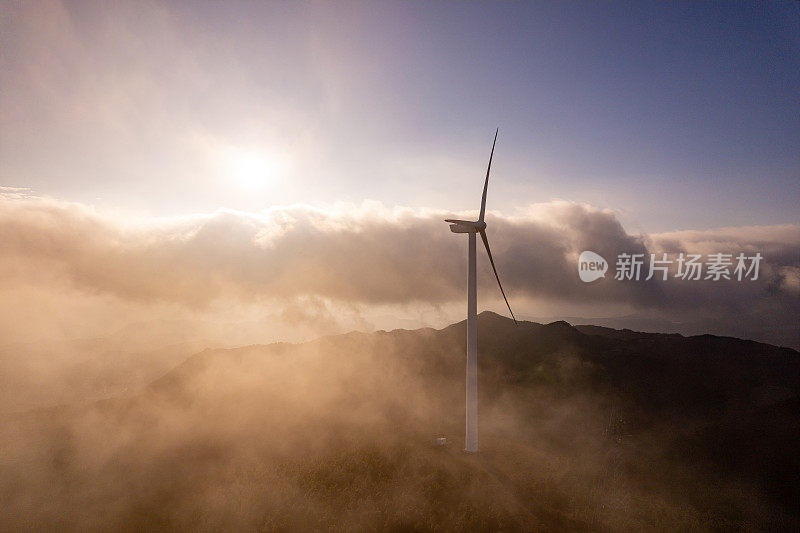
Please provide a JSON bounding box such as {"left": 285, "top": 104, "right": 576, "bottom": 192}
{"left": 2, "top": 312, "right": 798, "bottom": 531}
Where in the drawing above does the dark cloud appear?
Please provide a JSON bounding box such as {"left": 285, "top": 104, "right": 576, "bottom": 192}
{"left": 1, "top": 196, "right": 797, "bottom": 345}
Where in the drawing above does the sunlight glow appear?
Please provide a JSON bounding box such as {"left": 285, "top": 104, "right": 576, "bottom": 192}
{"left": 223, "top": 148, "right": 284, "bottom": 189}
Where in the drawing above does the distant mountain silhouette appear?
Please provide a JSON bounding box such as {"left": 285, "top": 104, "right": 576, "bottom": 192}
{"left": 526, "top": 313, "right": 800, "bottom": 350}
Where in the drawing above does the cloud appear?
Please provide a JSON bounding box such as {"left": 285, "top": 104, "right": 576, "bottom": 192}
{"left": 1, "top": 194, "right": 798, "bottom": 345}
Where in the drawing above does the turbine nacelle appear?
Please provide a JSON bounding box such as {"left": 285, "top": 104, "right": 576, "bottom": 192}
{"left": 445, "top": 219, "right": 486, "bottom": 233}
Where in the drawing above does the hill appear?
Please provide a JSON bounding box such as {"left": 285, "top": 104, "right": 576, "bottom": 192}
{"left": 1, "top": 312, "right": 798, "bottom": 530}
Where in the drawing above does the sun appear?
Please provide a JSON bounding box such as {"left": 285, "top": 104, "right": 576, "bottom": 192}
{"left": 223, "top": 148, "right": 282, "bottom": 189}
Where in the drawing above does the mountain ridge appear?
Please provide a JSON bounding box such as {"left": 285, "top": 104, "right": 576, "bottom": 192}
{"left": 2, "top": 311, "right": 798, "bottom": 530}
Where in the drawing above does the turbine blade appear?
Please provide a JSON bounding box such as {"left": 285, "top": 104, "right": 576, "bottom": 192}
{"left": 478, "top": 128, "right": 498, "bottom": 223}
{"left": 479, "top": 229, "right": 517, "bottom": 324}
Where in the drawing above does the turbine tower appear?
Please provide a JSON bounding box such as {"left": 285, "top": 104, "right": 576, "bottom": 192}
{"left": 445, "top": 129, "right": 516, "bottom": 453}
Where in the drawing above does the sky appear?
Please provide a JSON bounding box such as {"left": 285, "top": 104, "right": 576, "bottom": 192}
{"left": 2, "top": 1, "right": 798, "bottom": 230}
{"left": 1, "top": 1, "right": 798, "bottom": 348}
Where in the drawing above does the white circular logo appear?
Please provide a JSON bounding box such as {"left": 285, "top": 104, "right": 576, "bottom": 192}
{"left": 578, "top": 251, "right": 608, "bottom": 282}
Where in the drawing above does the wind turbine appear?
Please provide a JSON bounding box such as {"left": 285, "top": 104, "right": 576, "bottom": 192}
{"left": 445, "top": 128, "right": 516, "bottom": 453}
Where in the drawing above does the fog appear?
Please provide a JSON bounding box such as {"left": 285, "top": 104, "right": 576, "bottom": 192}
{"left": 1, "top": 193, "right": 797, "bottom": 529}
{"left": 2, "top": 320, "right": 794, "bottom": 530}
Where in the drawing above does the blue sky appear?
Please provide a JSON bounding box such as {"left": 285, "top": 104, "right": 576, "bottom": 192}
{"left": 2, "top": 1, "right": 798, "bottom": 232}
